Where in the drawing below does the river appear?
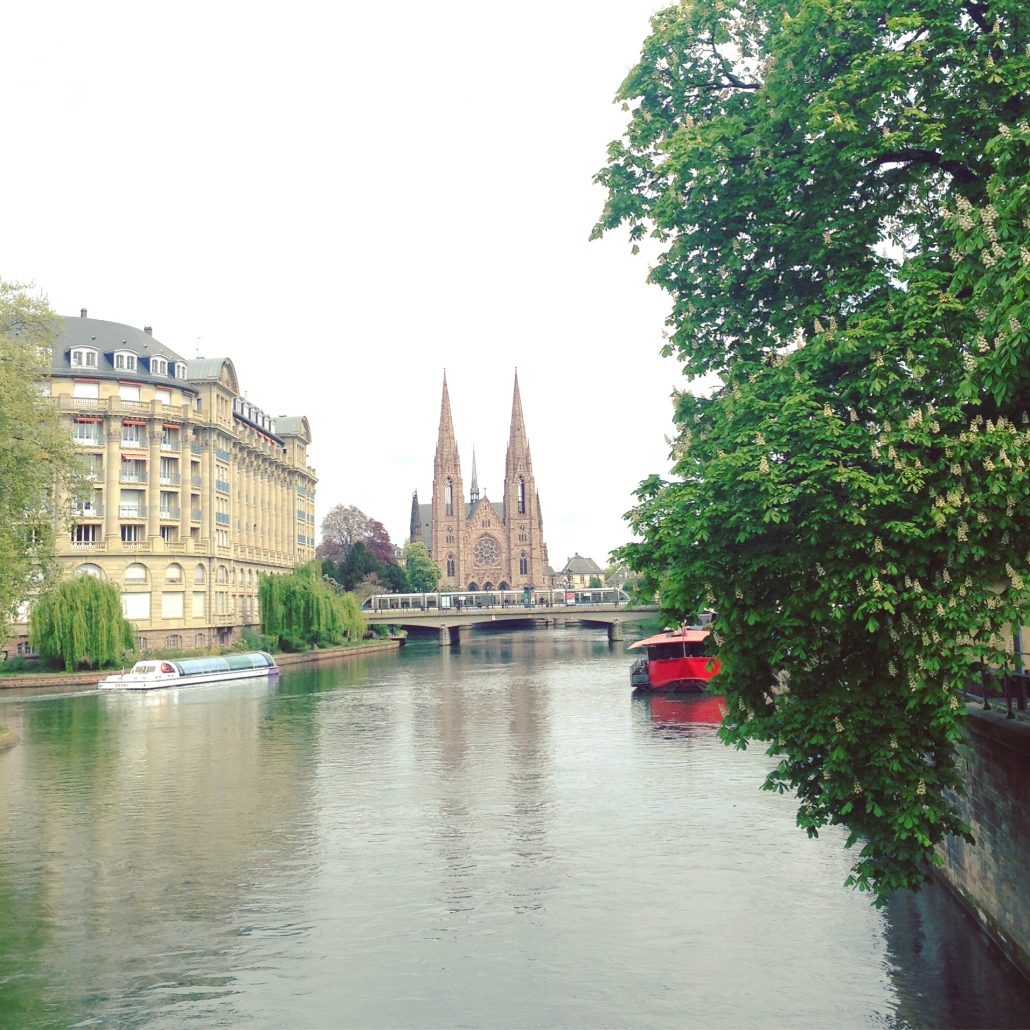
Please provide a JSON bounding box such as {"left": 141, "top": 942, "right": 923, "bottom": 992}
{"left": 0, "top": 626, "right": 1027, "bottom": 1028}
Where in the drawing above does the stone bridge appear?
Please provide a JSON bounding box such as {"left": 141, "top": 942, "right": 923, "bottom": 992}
{"left": 364, "top": 602, "right": 659, "bottom": 646}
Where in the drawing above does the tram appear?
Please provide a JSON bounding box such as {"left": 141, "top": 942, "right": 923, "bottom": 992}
{"left": 361, "top": 587, "right": 628, "bottom": 612}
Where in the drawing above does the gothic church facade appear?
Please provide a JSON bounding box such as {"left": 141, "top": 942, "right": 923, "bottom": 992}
{"left": 410, "top": 373, "right": 551, "bottom": 591}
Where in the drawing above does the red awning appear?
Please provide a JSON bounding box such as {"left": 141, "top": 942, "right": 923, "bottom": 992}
{"left": 123, "top": 419, "right": 146, "bottom": 426}
{"left": 628, "top": 628, "right": 711, "bottom": 650}
{"left": 162, "top": 423, "right": 180, "bottom": 430}
{"left": 121, "top": 454, "right": 148, "bottom": 461}
{"left": 75, "top": 417, "right": 103, "bottom": 423}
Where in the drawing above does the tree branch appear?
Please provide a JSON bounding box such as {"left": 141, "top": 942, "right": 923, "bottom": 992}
{"left": 869, "top": 148, "right": 986, "bottom": 187}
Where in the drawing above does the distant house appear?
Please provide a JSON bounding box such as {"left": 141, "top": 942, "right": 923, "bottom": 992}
{"left": 561, "top": 554, "right": 605, "bottom": 589}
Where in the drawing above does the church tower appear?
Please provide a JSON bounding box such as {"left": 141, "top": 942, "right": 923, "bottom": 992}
{"left": 502, "top": 371, "right": 548, "bottom": 586}
{"left": 430, "top": 374, "right": 464, "bottom": 584}
{"left": 411, "top": 371, "right": 550, "bottom": 593}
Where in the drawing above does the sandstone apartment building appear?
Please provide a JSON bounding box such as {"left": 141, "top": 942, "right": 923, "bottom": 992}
{"left": 12, "top": 310, "right": 317, "bottom": 655}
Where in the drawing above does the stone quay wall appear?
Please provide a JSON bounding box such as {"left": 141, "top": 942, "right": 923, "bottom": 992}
{"left": 936, "top": 703, "right": 1030, "bottom": 978}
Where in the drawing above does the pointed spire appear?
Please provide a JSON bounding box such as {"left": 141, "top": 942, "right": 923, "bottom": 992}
{"left": 434, "top": 371, "right": 461, "bottom": 479}
{"left": 505, "top": 369, "right": 532, "bottom": 480}
{"left": 470, "top": 446, "right": 480, "bottom": 503}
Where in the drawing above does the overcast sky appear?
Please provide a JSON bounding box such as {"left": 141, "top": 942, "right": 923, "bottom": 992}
{"left": 5, "top": 0, "right": 685, "bottom": 571}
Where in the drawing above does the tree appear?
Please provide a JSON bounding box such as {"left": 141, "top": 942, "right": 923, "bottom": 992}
{"left": 318, "top": 504, "right": 372, "bottom": 562}
{"left": 259, "top": 562, "right": 366, "bottom": 650}
{"left": 404, "top": 542, "right": 441, "bottom": 592}
{"left": 30, "top": 574, "right": 135, "bottom": 671}
{"left": 0, "top": 281, "right": 82, "bottom": 651}
{"left": 594, "top": 1, "right": 1029, "bottom": 902}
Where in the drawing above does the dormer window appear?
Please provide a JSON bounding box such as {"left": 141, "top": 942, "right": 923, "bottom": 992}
{"left": 174, "top": 362, "right": 187, "bottom": 379}
{"left": 114, "top": 351, "right": 137, "bottom": 372}
{"left": 70, "top": 347, "right": 98, "bottom": 368}
{"left": 150, "top": 356, "right": 168, "bottom": 376}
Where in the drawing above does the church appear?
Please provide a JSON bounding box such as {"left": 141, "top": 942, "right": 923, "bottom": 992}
{"left": 409, "top": 373, "right": 551, "bottom": 591}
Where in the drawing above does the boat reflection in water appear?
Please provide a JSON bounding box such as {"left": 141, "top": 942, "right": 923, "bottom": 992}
{"left": 636, "top": 690, "right": 728, "bottom": 727}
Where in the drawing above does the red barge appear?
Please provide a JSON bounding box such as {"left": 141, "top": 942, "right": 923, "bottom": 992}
{"left": 629, "top": 626, "right": 721, "bottom": 692}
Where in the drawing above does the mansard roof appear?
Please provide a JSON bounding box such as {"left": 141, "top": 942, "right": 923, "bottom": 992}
{"left": 51, "top": 314, "right": 197, "bottom": 393}
{"left": 275, "top": 415, "right": 312, "bottom": 442}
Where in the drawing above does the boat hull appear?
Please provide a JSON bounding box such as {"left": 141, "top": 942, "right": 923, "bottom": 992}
{"left": 99, "top": 651, "right": 280, "bottom": 691}
{"left": 100, "top": 667, "right": 279, "bottom": 691}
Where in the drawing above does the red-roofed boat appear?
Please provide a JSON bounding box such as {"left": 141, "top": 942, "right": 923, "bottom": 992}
{"left": 629, "top": 626, "right": 720, "bottom": 692}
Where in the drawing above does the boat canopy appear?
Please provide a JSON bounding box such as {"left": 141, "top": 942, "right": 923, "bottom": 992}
{"left": 171, "top": 651, "right": 276, "bottom": 676}
{"left": 628, "top": 629, "right": 710, "bottom": 650}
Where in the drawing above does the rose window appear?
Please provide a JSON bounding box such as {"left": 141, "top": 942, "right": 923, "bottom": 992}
{"left": 473, "top": 534, "right": 500, "bottom": 567}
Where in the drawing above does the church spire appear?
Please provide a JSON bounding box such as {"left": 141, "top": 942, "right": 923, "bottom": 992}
{"left": 434, "top": 372, "right": 461, "bottom": 480}
{"left": 470, "top": 446, "right": 480, "bottom": 503}
{"left": 505, "top": 369, "right": 532, "bottom": 480}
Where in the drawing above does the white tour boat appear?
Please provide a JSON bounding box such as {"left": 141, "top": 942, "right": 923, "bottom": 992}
{"left": 99, "top": 651, "right": 279, "bottom": 691}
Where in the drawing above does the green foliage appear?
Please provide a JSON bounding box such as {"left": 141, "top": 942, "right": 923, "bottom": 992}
{"left": 404, "top": 541, "right": 441, "bottom": 592}
{"left": 0, "top": 281, "right": 84, "bottom": 643}
{"left": 29, "top": 575, "right": 134, "bottom": 671}
{"left": 596, "top": 0, "right": 1030, "bottom": 903}
{"left": 258, "top": 565, "right": 367, "bottom": 650}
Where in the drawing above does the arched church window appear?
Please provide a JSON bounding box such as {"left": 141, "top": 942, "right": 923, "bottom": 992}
{"left": 519, "top": 553, "right": 528, "bottom": 576}
{"left": 517, "top": 477, "right": 525, "bottom": 515}
{"left": 445, "top": 478, "right": 453, "bottom": 516}
{"left": 446, "top": 555, "right": 455, "bottom": 577}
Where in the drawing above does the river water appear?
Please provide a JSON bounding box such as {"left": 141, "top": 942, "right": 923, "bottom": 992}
{"left": 0, "top": 626, "right": 1028, "bottom": 1029}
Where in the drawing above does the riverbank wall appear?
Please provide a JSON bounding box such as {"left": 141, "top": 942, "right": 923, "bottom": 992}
{"left": 0, "top": 639, "right": 402, "bottom": 692}
{"left": 935, "top": 703, "right": 1030, "bottom": 979}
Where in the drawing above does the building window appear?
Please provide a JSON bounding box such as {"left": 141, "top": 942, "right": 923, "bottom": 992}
{"left": 71, "top": 347, "right": 98, "bottom": 368}
{"left": 121, "top": 524, "right": 144, "bottom": 543}
{"left": 446, "top": 555, "right": 456, "bottom": 577}
{"left": 150, "top": 356, "right": 168, "bottom": 375}
{"left": 70, "top": 524, "right": 99, "bottom": 545}
{"left": 167, "top": 635, "right": 180, "bottom": 649}
{"left": 73, "top": 420, "right": 101, "bottom": 445}
{"left": 445, "top": 478, "right": 453, "bottom": 517}
{"left": 114, "top": 351, "right": 137, "bottom": 371}
{"left": 194, "top": 564, "right": 206, "bottom": 584}
{"left": 517, "top": 477, "right": 525, "bottom": 515}
{"left": 519, "top": 553, "right": 528, "bottom": 576}
{"left": 156, "top": 388, "right": 172, "bottom": 406}
{"left": 119, "top": 383, "right": 140, "bottom": 402}
{"left": 72, "top": 381, "right": 100, "bottom": 400}
{"left": 125, "top": 563, "right": 148, "bottom": 583}
{"left": 174, "top": 362, "right": 187, "bottom": 379}
{"left": 85, "top": 454, "right": 104, "bottom": 480}
{"left": 122, "top": 422, "right": 144, "bottom": 446}
{"left": 165, "top": 563, "right": 183, "bottom": 583}
{"left": 75, "top": 562, "right": 102, "bottom": 578}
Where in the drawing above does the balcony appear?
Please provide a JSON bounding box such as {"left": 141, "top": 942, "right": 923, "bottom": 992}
{"left": 215, "top": 480, "right": 230, "bottom": 495}
{"left": 160, "top": 440, "right": 181, "bottom": 453}
{"left": 73, "top": 434, "right": 103, "bottom": 447}
{"left": 215, "top": 448, "right": 231, "bottom": 462}
{"left": 215, "top": 512, "right": 230, "bottom": 526}
{"left": 159, "top": 473, "right": 182, "bottom": 486}
{"left": 72, "top": 504, "right": 104, "bottom": 519}
{"left": 120, "top": 437, "right": 149, "bottom": 451}
{"left": 159, "top": 507, "right": 181, "bottom": 521}
{"left": 119, "top": 505, "right": 148, "bottom": 519}
{"left": 120, "top": 471, "right": 148, "bottom": 484}
{"left": 191, "top": 475, "right": 203, "bottom": 489}
{"left": 191, "top": 508, "right": 203, "bottom": 522}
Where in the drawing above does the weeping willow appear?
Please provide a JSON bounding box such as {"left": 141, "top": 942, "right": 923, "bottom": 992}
{"left": 29, "top": 575, "right": 135, "bottom": 671}
{"left": 259, "top": 564, "right": 366, "bottom": 650}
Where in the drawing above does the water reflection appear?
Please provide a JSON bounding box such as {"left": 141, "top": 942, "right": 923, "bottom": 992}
{"left": 0, "top": 628, "right": 1027, "bottom": 1028}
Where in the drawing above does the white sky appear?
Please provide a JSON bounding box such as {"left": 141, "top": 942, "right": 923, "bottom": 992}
{"left": 4, "top": 0, "right": 685, "bottom": 571}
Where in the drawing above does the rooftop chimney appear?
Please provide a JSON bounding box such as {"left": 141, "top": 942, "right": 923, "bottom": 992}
{"left": 80, "top": 308, "right": 87, "bottom": 318}
{"left": 143, "top": 326, "right": 153, "bottom": 335}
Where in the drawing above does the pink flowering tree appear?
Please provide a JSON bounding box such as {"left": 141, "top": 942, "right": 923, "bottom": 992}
{"left": 594, "top": 0, "right": 1029, "bottom": 902}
